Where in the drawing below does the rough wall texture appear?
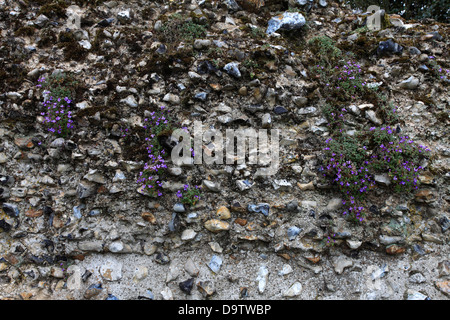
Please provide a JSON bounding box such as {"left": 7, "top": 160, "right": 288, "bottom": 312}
{"left": 0, "top": 0, "right": 449, "bottom": 300}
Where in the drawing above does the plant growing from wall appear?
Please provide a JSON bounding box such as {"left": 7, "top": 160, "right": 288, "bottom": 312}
{"left": 137, "top": 106, "right": 175, "bottom": 197}
{"left": 36, "top": 73, "right": 77, "bottom": 139}
{"left": 320, "top": 126, "right": 430, "bottom": 222}
{"left": 176, "top": 184, "right": 202, "bottom": 207}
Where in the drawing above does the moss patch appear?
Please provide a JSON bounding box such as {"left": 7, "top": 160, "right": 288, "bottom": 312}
{"left": 38, "top": 0, "right": 68, "bottom": 19}
{"left": 14, "top": 26, "right": 36, "bottom": 37}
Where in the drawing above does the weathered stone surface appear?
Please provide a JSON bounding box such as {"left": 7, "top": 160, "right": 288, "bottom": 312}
{"left": 204, "top": 219, "right": 230, "bottom": 232}
{"left": 267, "top": 12, "right": 306, "bottom": 35}
{"left": 0, "top": 0, "right": 448, "bottom": 302}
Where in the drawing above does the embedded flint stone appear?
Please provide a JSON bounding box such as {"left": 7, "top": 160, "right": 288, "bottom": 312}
{"left": 2, "top": 203, "right": 19, "bottom": 217}
{"left": 77, "top": 180, "right": 97, "bottom": 199}
{"left": 266, "top": 12, "right": 306, "bottom": 35}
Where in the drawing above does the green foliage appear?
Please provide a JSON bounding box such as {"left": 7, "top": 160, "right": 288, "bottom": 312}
{"left": 249, "top": 26, "right": 266, "bottom": 39}
{"left": 308, "top": 36, "right": 370, "bottom": 101}
{"left": 138, "top": 107, "right": 176, "bottom": 197}
{"left": 243, "top": 58, "right": 259, "bottom": 69}
{"left": 308, "top": 36, "right": 342, "bottom": 68}
{"left": 426, "top": 57, "right": 450, "bottom": 83}
{"left": 41, "top": 72, "right": 78, "bottom": 100}
{"left": 178, "top": 21, "right": 207, "bottom": 41}
{"left": 321, "top": 126, "right": 431, "bottom": 221}
{"left": 378, "top": 102, "right": 399, "bottom": 125}
{"left": 158, "top": 14, "right": 207, "bottom": 44}
{"left": 38, "top": 0, "right": 68, "bottom": 19}
{"left": 177, "top": 185, "right": 202, "bottom": 207}
{"left": 37, "top": 72, "right": 76, "bottom": 139}
{"left": 350, "top": 26, "right": 369, "bottom": 34}
{"left": 14, "top": 26, "right": 36, "bottom": 37}
{"left": 312, "top": 59, "right": 367, "bottom": 101}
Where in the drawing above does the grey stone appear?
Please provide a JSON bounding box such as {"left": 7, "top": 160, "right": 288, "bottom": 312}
{"left": 163, "top": 93, "right": 180, "bottom": 104}
{"left": 195, "top": 92, "right": 208, "bottom": 101}
{"left": 181, "top": 229, "right": 197, "bottom": 241}
{"left": 333, "top": 256, "right": 353, "bottom": 274}
{"left": 272, "top": 179, "right": 292, "bottom": 190}
{"left": 225, "top": 0, "right": 241, "bottom": 11}
{"left": 438, "top": 261, "right": 450, "bottom": 277}
{"left": 248, "top": 203, "right": 270, "bottom": 216}
{"left": 202, "top": 180, "right": 221, "bottom": 192}
{"left": 10, "top": 187, "right": 26, "bottom": 198}
{"left": 197, "top": 281, "right": 215, "bottom": 297}
{"left": 256, "top": 265, "right": 269, "bottom": 293}
{"left": 223, "top": 62, "right": 241, "bottom": 78}
{"left": 121, "top": 95, "right": 138, "bottom": 108}
{"left": 267, "top": 12, "right": 306, "bottom": 35}
{"left": 286, "top": 200, "right": 299, "bottom": 212}
{"left": 117, "top": 9, "right": 131, "bottom": 24}
{"left": 2, "top": 203, "right": 19, "bottom": 217}
{"left": 283, "top": 282, "right": 302, "bottom": 297}
{"left": 218, "top": 114, "right": 233, "bottom": 124}
{"left": 173, "top": 203, "right": 186, "bottom": 213}
{"left": 297, "top": 106, "right": 317, "bottom": 115}
{"left": 377, "top": 39, "right": 403, "bottom": 56}
{"left": 100, "top": 260, "right": 123, "bottom": 281}
{"left": 184, "top": 258, "right": 199, "bottom": 277}
{"left": 84, "top": 170, "right": 107, "bottom": 184}
{"left": 319, "top": 0, "right": 328, "bottom": 7}
{"left": 0, "top": 187, "right": 10, "bottom": 199}
{"left": 409, "top": 47, "right": 421, "bottom": 55}
{"left": 84, "top": 283, "right": 103, "bottom": 299}
{"left": 278, "top": 264, "right": 293, "bottom": 276}
{"left": 78, "top": 40, "right": 91, "bottom": 50}
{"left": 365, "top": 110, "right": 383, "bottom": 125}
{"left": 399, "top": 76, "right": 420, "bottom": 90}
{"left": 287, "top": 226, "right": 302, "bottom": 240}
{"left": 109, "top": 241, "right": 124, "bottom": 253}
{"left": 193, "top": 39, "right": 211, "bottom": 49}
{"left": 407, "top": 290, "right": 430, "bottom": 300}
{"left": 34, "top": 14, "right": 49, "bottom": 28}
{"left": 97, "top": 18, "right": 115, "bottom": 27}
{"left": 409, "top": 272, "right": 426, "bottom": 284}
{"left": 326, "top": 198, "right": 343, "bottom": 211}
{"left": 133, "top": 266, "right": 148, "bottom": 283}
{"left": 168, "top": 213, "right": 181, "bottom": 232}
{"left": 374, "top": 174, "right": 391, "bottom": 186}
{"left": 379, "top": 235, "right": 404, "bottom": 245}
{"left": 77, "top": 180, "right": 97, "bottom": 199}
{"left": 371, "top": 264, "right": 389, "bottom": 280}
{"left": 207, "top": 255, "right": 223, "bottom": 273}
{"left": 261, "top": 113, "right": 272, "bottom": 128}
{"left": 156, "top": 44, "right": 167, "bottom": 55}
{"left": 78, "top": 241, "right": 103, "bottom": 252}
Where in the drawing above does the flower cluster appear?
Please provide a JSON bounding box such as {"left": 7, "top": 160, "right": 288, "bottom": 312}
{"left": 136, "top": 106, "right": 173, "bottom": 197}
{"left": 312, "top": 59, "right": 367, "bottom": 101}
{"left": 176, "top": 184, "right": 202, "bottom": 207}
{"left": 321, "top": 126, "right": 430, "bottom": 222}
{"left": 369, "top": 128, "right": 431, "bottom": 193}
{"left": 37, "top": 76, "right": 74, "bottom": 138}
{"left": 428, "top": 56, "right": 450, "bottom": 82}
{"left": 322, "top": 233, "right": 337, "bottom": 247}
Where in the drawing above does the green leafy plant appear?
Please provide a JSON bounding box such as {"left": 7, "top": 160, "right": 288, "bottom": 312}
{"left": 36, "top": 72, "right": 77, "bottom": 138}
{"left": 320, "top": 126, "right": 431, "bottom": 222}
{"left": 176, "top": 184, "right": 202, "bottom": 207}
{"left": 427, "top": 56, "right": 449, "bottom": 83}
{"left": 243, "top": 58, "right": 259, "bottom": 69}
{"left": 249, "top": 26, "right": 266, "bottom": 39}
{"left": 158, "top": 14, "right": 207, "bottom": 43}
{"left": 308, "top": 36, "right": 342, "bottom": 68}
{"left": 137, "top": 106, "right": 175, "bottom": 197}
